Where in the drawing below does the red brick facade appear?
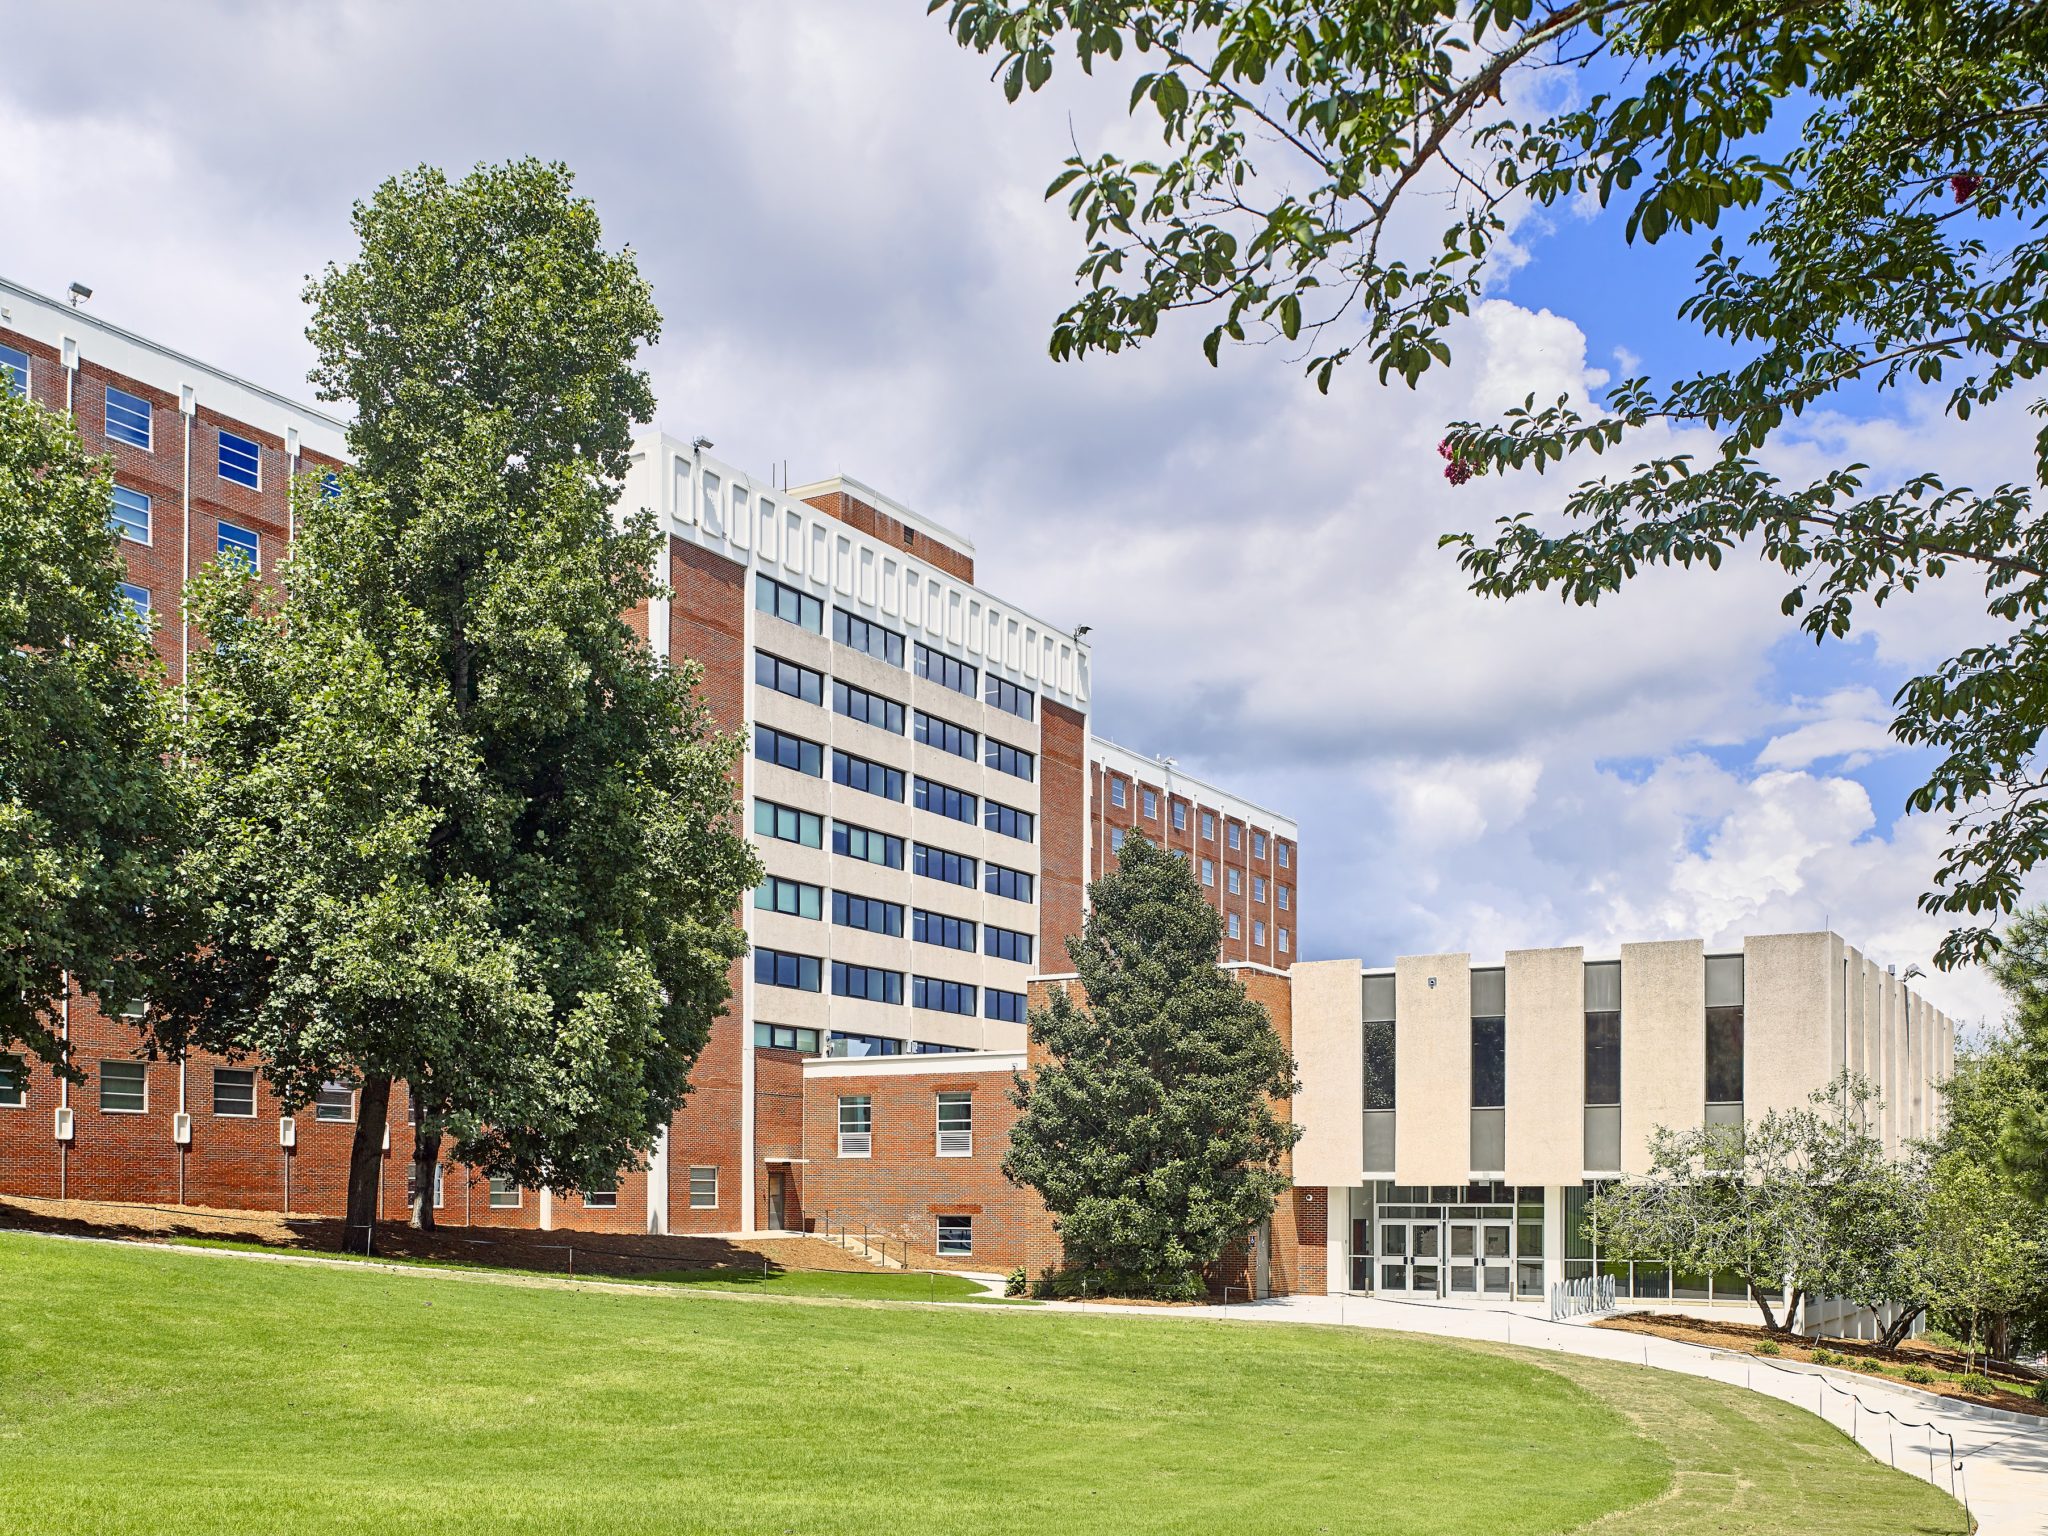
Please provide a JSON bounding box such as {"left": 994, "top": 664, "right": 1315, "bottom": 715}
{"left": 799, "top": 484, "right": 975, "bottom": 583}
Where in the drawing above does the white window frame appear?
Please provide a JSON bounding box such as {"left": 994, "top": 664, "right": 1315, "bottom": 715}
{"left": 104, "top": 383, "right": 153, "bottom": 451}
{"left": 110, "top": 484, "right": 152, "bottom": 545}
{"left": 0, "top": 1053, "right": 26, "bottom": 1108}
{"left": 217, "top": 520, "right": 261, "bottom": 571}
{"left": 1228, "top": 912, "right": 1242, "bottom": 939}
{"left": 1254, "top": 876, "right": 1266, "bottom": 902}
{"left": 1201, "top": 858, "right": 1214, "bottom": 887}
{"left": 0, "top": 342, "right": 28, "bottom": 395}
{"left": 936, "top": 1215, "right": 973, "bottom": 1256}
{"left": 936, "top": 1091, "right": 972, "bottom": 1157}
{"left": 689, "top": 1166, "right": 719, "bottom": 1208}
{"left": 1279, "top": 927, "right": 1291, "bottom": 954}
{"left": 1253, "top": 831, "right": 1266, "bottom": 859}
{"left": 1254, "top": 920, "right": 1267, "bottom": 946}
{"left": 1228, "top": 824, "right": 1242, "bottom": 850}
{"left": 1109, "top": 777, "right": 1126, "bottom": 808}
{"left": 212, "top": 1067, "right": 257, "bottom": 1118}
{"left": 408, "top": 1161, "right": 447, "bottom": 1210}
{"left": 217, "top": 427, "right": 262, "bottom": 489}
{"left": 117, "top": 582, "right": 152, "bottom": 621}
{"left": 99, "top": 1060, "right": 147, "bottom": 1115}
{"left": 586, "top": 1182, "right": 619, "bottom": 1209}
{"left": 838, "top": 1094, "right": 873, "bottom": 1158}
{"left": 488, "top": 1174, "right": 522, "bottom": 1209}
{"left": 1227, "top": 868, "right": 1242, "bottom": 895}
{"left": 1278, "top": 841, "right": 1290, "bottom": 868}
{"left": 314, "top": 1080, "right": 355, "bottom": 1123}
{"left": 1110, "top": 826, "right": 1125, "bottom": 853}
{"left": 1142, "top": 789, "right": 1157, "bottom": 819}
{"left": 1172, "top": 801, "right": 1187, "bottom": 831}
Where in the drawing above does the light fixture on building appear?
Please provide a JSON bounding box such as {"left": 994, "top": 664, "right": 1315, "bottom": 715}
{"left": 691, "top": 435, "right": 713, "bottom": 453}
{"left": 67, "top": 281, "right": 92, "bottom": 307}
{"left": 1902, "top": 964, "right": 1925, "bottom": 981}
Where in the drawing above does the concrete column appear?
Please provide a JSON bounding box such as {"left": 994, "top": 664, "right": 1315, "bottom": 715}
{"left": 1392, "top": 953, "right": 1470, "bottom": 1185}
{"left": 1505, "top": 946, "right": 1584, "bottom": 1185}
{"left": 1292, "top": 960, "right": 1365, "bottom": 1186}
{"left": 1621, "top": 940, "right": 1705, "bottom": 1174}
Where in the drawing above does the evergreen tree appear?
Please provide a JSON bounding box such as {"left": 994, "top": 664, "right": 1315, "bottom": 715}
{"left": 0, "top": 383, "right": 184, "bottom": 1073}
{"left": 156, "top": 160, "right": 759, "bottom": 1248}
{"left": 1005, "top": 833, "right": 1299, "bottom": 1296}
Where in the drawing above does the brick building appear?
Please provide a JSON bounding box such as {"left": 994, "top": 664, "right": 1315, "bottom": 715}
{"left": 0, "top": 276, "right": 1299, "bottom": 1240}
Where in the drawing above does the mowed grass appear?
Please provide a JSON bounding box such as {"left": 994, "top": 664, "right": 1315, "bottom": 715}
{"left": 636, "top": 1266, "right": 1001, "bottom": 1302}
{"left": 0, "top": 1234, "right": 1962, "bottom": 1536}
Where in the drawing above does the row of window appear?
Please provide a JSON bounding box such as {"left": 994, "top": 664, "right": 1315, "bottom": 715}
{"left": 751, "top": 1023, "right": 973, "bottom": 1057}
{"left": 0, "top": 1059, "right": 349, "bottom": 1121}
{"left": 1104, "top": 777, "right": 1291, "bottom": 865}
{"left": 755, "top": 650, "right": 1038, "bottom": 783}
{"left": 751, "top": 949, "right": 1027, "bottom": 1019}
{"left": 835, "top": 1091, "right": 976, "bottom": 1161}
{"left": 753, "top": 575, "right": 1035, "bottom": 722}
{"left": 0, "top": 357, "right": 281, "bottom": 492}
{"left": 106, "top": 483, "right": 263, "bottom": 570}
{"left": 751, "top": 809, "right": 1035, "bottom": 904}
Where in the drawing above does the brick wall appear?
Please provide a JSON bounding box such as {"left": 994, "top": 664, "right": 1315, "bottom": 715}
{"left": 800, "top": 487, "right": 974, "bottom": 584}
{"left": 1038, "top": 700, "right": 1088, "bottom": 968}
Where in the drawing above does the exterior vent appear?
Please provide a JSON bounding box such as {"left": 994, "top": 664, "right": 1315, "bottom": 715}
{"left": 937, "top": 1131, "right": 972, "bottom": 1157}
{"left": 54, "top": 1106, "right": 74, "bottom": 1142}
{"left": 838, "top": 1132, "right": 871, "bottom": 1158}
{"left": 279, "top": 1116, "right": 297, "bottom": 1149}
{"left": 172, "top": 1112, "right": 192, "bottom": 1145}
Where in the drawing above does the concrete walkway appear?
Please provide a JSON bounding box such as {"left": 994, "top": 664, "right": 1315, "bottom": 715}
{"left": 1045, "top": 1292, "right": 2047, "bottom": 1535}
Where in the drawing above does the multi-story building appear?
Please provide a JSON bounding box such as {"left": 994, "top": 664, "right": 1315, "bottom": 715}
{"left": 0, "top": 276, "right": 1295, "bottom": 1240}
{"left": 1089, "top": 741, "right": 1299, "bottom": 966}
{"left": 801, "top": 930, "right": 1955, "bottom": 1316}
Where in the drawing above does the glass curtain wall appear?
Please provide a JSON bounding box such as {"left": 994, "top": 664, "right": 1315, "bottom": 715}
{"left": 1705, "top": 954, "right": 1744, "bottom": 1129}
{"left": 1363, "top": 974, "right": 1396, "bottom": 1173}
{"left": 1470, "top": 969, "right": 1506, "bottom": 1173}
{"left": 1584, "top": 962, "right": 1622, "bottom": 1172}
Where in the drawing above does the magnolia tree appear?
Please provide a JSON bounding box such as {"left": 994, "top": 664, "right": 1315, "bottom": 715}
{"left": 1588, "top": 1075, "right": 1918, "bottom": 1338}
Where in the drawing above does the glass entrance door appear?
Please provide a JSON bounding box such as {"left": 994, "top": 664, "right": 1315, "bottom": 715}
{"left": 1447, "top": 1221, "right": 1514, "bottom": 1296}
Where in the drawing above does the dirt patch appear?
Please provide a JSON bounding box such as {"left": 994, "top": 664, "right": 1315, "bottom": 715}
{"left": 1592, "top": 1309, "right": 2046, "bottom": 1417}
{"left": 0, "top": 1195, "right": 886, "bottom": 1279}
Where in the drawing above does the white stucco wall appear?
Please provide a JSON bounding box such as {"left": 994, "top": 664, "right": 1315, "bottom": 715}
{"left": 1504, "top": 946, "right": 1584, "bottom": 1185}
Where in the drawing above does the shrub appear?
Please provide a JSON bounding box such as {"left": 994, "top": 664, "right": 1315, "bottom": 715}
{"left": 1028, "top": 1266, "right": 1204, "bottom": 1302}
{"left": 2032, "top": 1379, "right": 2048, "bottom": 1406}
{"left": 1810, "top": 1347, "right": 1846, "bottom": 1367}
{"left": 1857, "top": 1358, "right": 1886, "bottom": 1374}
{"left": 1899, "top": 1365, "right": 1935, "bottom": 1384}
{"left": 1957, "top": 1373, "right": 1998, "bottom": 1396}
{"left": 1004, "top": 1267, "right": 1028, "bottom": 1298}
{"left": 1753, "top": 1341, "right": 1781, "bottom": 1356}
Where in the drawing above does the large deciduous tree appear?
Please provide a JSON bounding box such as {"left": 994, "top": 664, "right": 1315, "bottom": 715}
{"left": 158, "top": 160, "right": 758, "bottom": 1249}
{"left": 1986, "top": 907, "right": 2048, "bottom": 1202}
{"left": 0, "top": 383, "right": 184, "bottom": 1072}
{"left": 1005, "top": 833, "right": 1300, "bottom": 1297}
{"left": 936, "top": 0, "right": 2048, "bottom": 968}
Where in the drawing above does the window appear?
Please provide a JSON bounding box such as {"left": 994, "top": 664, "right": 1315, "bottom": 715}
{"left": 1227, "top": 867, "right": 1242, "bottom": 895}
{"left": 834, "top": 679, "right": 906, "bottom": 735}
{"left": 754, "top": 798, "right": 823, "bottom": 848}
{"left": 1585, "top": 960, "right": 1623, "bottom": 1172}
{"left": 832, "top": 891, "right": 905, "bottom": 937}
{"left": 1471, "top": 976, "right": 1507, "bottom": 1109}
{"left": 0, "top": 342, "right": 27, "bottom": 395}
{"left": 834, "top": 821, "right": 905, "bottom": 869}
{"left": 216, "top": 520, "right": 260, "bottom": 571}
{"left": 754, "top": 875, "right": 823, "bottom": 920}
{"left": 1706, "top": 954, "right": 1744, "bottom": 1114}
{"left": 838, "top": 1095, "right": 873, "bottom": 1156}
{"left": 0, "top": 1054, "right": 25, "bottom": 1108}
{"left": 985, "top": 675, "right": 1034, "bottom": 720}
{"left": 1363, "top": 974, "right": 1397, "bottom": 1171}
{"left": 1202, "top": 811, "right": 1216, "bottom": 840}
{"left": 915, "top": 776, "right": 978, "bottom": 824}
{"left": 117, "top": 582, "right": 152, "bottom": 620}
{"left": 1142, "top": 788, "right": 1158, "bottom": 820}
{"left": 913, "top": 709, "right": 977, "bottom": 760}
{"left": 833, "top": 607, "right": 905, "bottom": 666}
{"left": 985, "top": 863, "right": 1034, "bottom": 903}
{"left": 833, "top": 749, "right": 905, "bottom": 801}
{"left": 1278, "top": 840, "right": 1291, "bottom": 868}
{"left": 912, "top": 1040, "right": 967, "bottom": 1055}
{"left": 755, "top": 572, "right": 822, "bottom": 633}
{"left": 754, "top": 1023, "right": 822, "bottom": 1053}
{"left": 311, "top": 1079, "right": 353, "bottom": 1122}
{"left": 914, "top": 842, "right": 977, "bottom": 888}
{"left": 937, "top": 1092, "right": 973, "bottom": 1156}
{"left": 320, "top": 471, "right": 342, "bottom": 499}
{"left": 690, "top": 1166, "right": 719, "bottom": 1208}
{"left": 109, "top": 484, "right": 152, "bottom": 544}
{"left": 407, "top": 1162, "right": 447, "bottom": 1210}
{"left": 1278, "top": 928, "right": 1291, "bottom": 954}
{"left": 1201, "top": 858, "right": 1215, "bottom": 887}
{"left": 1110, "top": 777, "right": 1127, "bottom": 808}
{"left": 755, "top": 724, "right": 824, "bottom": 777}
{"left": 1279, "top": 885, "right": 1291, "bottom": 911}
{"left": 94, "top": 1061, "right": 147, "bottom": 1115}
{"left": 984, "top": 738, "right": 1035, "bottom": 782}
{"left": 1253, "top": 877, "right": 1266, "bottom": 902}
{"left": 217, "top": 428, "right": 261, "bottom": 488}
{"left": 756, "top": 948, "right": 823, "bottom": 992}
{"left": 914, "top": 642, "right": 977, "bottom": 697}
{"left": 1227, "top": 912, "right": 1241, "bottom": 939}
{"left": 489, "top": 1175, "right": 521, "bottom": 1209}
{"left": 1253, "top": 832, "right": 1267, "bottom": 859}
{"left": 984, "top": 925, "right": 1033, "bottom": 965}
{"left": 1254, "top": 920, "right": 1267, "bottom": 946}
{"left": 1110, "top": 827, "right": 1126, "bottom": 853}
{"left": 985, "top": 801, "right": 1034, "bottom": 842}
{"left": 832, "top": 961, "right": 904, "bottom": 1005}
{"left": 936, "top": 1215, "right": 973, "bottom": 1256}
{"left": 104, "top": 385, "right": 152, "bottom": 450}
{"left": 913, "top": 976, "right": 978, "bottom": 1016}
{"left": 986, "top": 989, "right": 1027, "bottom": 1024}
{"left": 1228, "top": 823, "right": 1242, "bottom": 850}
{"left": 1172, "top": 801, "right": 1187, "bottom": 831}
{"left": 584, "top": 1182, "right": 616, "bottom": 1209}
{"left": 756, "top": 651, "right": 824, "bottom": 705}
{"left": 913, "top": 909, "right": 977, "bottom": 952}
{"left": 212, "top": 1068, "right": 256, "bottom": 1118}
{"left": 830, "top": 1032, "right": 903, "bottom": 1059}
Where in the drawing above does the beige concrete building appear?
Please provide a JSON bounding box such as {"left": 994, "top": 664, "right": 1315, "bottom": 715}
{"left": 1291, "top": 931, "right": 1955, "bottom": 1303}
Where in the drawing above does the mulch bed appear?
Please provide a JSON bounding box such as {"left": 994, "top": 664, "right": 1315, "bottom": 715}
{"left": 0, "top": 1195, "right": 885, "bottom": 1279}
{"left": 1592, "top": 1310, "right": 2046, "bottom": 1417}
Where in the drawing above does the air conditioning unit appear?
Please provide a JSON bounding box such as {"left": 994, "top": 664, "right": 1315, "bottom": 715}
{"left": 172, "top": 1112, "right": 192, "bottom": 1146}
{"left": 937, "top": 1131, "right": 972, "bottom": 1156}
{"left": 279, "top": 1116, "right": 297, "bottom": 1149}
{"left": 54, "top": 1106, "right": 74, "bottom": 1142}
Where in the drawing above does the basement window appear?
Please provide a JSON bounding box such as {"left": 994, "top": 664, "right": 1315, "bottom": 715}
{"left": 936, "top": 1215, "right": 973, "bottom": 1256}
{"left": 689, "top": 1167, "right": 718, "bottom": 1208}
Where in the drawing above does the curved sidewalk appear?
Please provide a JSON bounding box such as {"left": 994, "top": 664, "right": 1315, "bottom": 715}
{"left": 1047, "top": 1292, "right": 2046, "bottom": 1535}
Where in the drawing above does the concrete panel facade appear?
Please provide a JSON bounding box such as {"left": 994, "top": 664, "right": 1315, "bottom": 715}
{"left": 1392, "top": 953, "right": 1471, "bottom": 1185}
{"left": 1743, "top": 932, "right": 1837, "bottom": 1120}
{"left": 1503, "top": 946, "right": 1583, "bottom": 1185}
{"left": 1290, "top": 961, "right": 1365, "bottom": 1187}
{"left": 1620, "top": 940, "right": 1707, "bottom": 1175}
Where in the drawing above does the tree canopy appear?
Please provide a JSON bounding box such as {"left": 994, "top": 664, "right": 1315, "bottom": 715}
{"left": 1005, "top": 833, "right": 1300, "bottom": 1297}
{"left": 935, "top": 0, "right": 2048, "bottom": 967}
{"left": 0, "top": 383, "right": 184, "bottom": 1072}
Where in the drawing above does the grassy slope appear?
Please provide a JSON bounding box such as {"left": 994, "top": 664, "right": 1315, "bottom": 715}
{"left": 0, "top": 1234, "right": 1961, "bottom": 1535}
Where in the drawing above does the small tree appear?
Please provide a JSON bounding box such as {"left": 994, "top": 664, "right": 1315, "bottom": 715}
{"left": 159, "top": 161, "right": 759, "bottom": 1248}
{"left": 1907, "top": 1151, "right": 2041, "bottom": 1370}
{"left": 1590, "top": 1075, "right": 1910, "bottom": 1334}
{"left": 1987, "top": 908, "right": 2048, "bottom": 1206}
{"left": 0, "top": 384, "right": 184, "bottom": 1072}
{"left": 1004, "top": 833, "right": 1300, "bottom": 1297}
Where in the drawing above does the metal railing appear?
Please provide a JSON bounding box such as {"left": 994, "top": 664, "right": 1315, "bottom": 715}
{"left": 1549, "top": 1274, "right": 1618, "bottom": 1320}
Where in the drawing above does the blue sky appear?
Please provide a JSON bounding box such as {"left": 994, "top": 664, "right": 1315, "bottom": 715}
{"left": 0, "top": 2, "right": 2025, "bottom": 1023}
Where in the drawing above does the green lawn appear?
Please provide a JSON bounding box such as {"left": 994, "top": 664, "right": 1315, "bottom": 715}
{"left": 0, "top": 1233, "right": 1962, "bottom": 1535}
{"left": 636, "top": 1266, "right": 1001, "bottom": 1302}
